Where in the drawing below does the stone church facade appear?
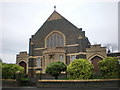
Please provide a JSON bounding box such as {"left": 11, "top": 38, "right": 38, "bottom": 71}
{"left": 28, "top": 10, "right": 92, "bottom": 77}
{"left": 16, "top": 10, "right": 119, "bottom": 78}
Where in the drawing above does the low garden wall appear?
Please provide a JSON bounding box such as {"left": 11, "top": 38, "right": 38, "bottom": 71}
{"left": 2, "top": 79, "right": 31, "bottom": 87}
{"left": 37, "top": 79, "right": 120, "bottom": 88}
{"left": 2, "top": 79, "right": 18, "bottom": 87}
{"left": 41, "top": 73, "right": 66, "bottom": 80}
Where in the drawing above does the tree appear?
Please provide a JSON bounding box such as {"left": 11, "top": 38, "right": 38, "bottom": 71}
{"left": 0, "top": 62, "right": 2, "bottom": 79}
{"left": 98, "top": 57, "right": 120, "bottom": 79}
{"left": 67, "top": 59, "right": 94, "bottom": 79}
{"left": 0, "top": 58, "right": 2, "bottom": 62}
{"left": 46, "top": 61, "right": 67, "bottom": 79}
{"left": 2, "top": 63, "right": 24, "bottom": 79}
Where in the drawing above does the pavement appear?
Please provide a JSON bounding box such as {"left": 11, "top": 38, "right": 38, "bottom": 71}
{"left": 1, "top": 87, "right": 119, "bottom": 90}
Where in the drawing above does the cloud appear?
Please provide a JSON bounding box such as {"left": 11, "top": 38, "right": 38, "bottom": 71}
{"left": 1, "top": 1, "right": 118, "bottom": 63}
{"left": 1, "top": 0, "right": 119, "bottom": 3}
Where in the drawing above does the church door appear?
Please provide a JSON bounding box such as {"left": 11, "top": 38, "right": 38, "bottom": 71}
{"left": 91, "top": 56, "right": 103, "bottom": 73}
{"left": 19, "top": 61, "right": 27, "bottom": 74}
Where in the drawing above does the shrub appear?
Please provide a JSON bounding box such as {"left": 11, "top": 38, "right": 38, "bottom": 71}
{"left": 2, "top": 63, "right": 24, "bottom": 79}
{"left": 98, "top": 57, "right": 120, "bottom": 79}
{"left": 46, "top": 61, "right": 67, "bottom": 79}
{"left": 67, "top": 59, "right": 94, "bottom": 79}
{"left": 0, "top": 62, "right": 2, "bottom": 79}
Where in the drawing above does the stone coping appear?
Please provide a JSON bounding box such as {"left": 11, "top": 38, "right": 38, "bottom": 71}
{"left": 1, "top": 79, "right": 16, "bottom": 81}
{"left": 38, "top": 79, "right": 120, "bottom": 82}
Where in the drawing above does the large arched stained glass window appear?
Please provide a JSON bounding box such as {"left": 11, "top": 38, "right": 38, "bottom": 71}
{"left": 46, "top": 32, "right": 64, "bottom": 47}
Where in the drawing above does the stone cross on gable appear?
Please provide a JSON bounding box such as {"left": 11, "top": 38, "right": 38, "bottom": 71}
{"left": 54, "top": 6, "right": 56, "bottom": 11}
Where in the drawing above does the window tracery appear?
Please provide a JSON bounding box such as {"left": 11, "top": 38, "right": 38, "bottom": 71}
{"left": 46, "top": 32, "right": 64, "bottom": 47}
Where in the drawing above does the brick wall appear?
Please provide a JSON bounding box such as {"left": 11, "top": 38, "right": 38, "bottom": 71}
{"left": 37, "top": 79, "right": 120, "bottom": 88}
{"left": 2, "top": 79, "right": 17, "bottom": 87}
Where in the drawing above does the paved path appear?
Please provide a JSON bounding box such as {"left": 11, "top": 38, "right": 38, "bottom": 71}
{"left": 2, "top": 87, "right": 119, "bottom": 90}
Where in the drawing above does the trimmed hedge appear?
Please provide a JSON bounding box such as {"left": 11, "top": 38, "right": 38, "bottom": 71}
{"left": 46, "top": 61, "right": 67, "bottom": 79}
{"left": 67, "top": 59, "right": 94, "bottom": 79}
{"left": 2, "top": 63, "right": 24, "bottom": 79}
{"left": 98, "top": 57, "right": 120, "bottom": 79}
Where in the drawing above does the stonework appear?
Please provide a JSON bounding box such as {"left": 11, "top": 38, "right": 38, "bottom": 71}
{"left": 42, "top": 47, "right": 66, "bottom": 73}
{"left": 16, "top": 10, "right": 120, "bottom": 78}
{"left": 47, "top": 11, "right": 63, "bottom": 21}
{"left": 28, "top": 10, "right": 90, "bottom": 77}
{"left": 16, "top": 52, "right": 28, "bottom": 74}
{"left": 86, "top": 44, "right": 107, "bottom": 72}
{"left": 86, "top": 44, "right": 107, "bottom": 61}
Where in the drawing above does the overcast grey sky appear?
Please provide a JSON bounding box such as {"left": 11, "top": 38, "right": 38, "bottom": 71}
{"left": 0, "top": 0, "right": 119, "bottom": 63}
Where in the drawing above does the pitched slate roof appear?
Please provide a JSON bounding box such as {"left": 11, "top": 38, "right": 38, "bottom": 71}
{"left": 33, "top": 10, "right": 80, "bottom": 36}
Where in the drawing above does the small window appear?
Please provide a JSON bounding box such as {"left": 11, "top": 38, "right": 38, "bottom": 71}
{"left": 71, "top": 55, "right": 76, "bottom": 61}
{"left": 59, "top": 55, "right": 64, "bottom": 61}
{"left": 37, "top": 57, "right": 41, "bottom": 67}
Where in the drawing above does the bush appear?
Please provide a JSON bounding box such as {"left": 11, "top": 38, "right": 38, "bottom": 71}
{"left": 46, "top": 61, "right": 67, "bottom": 79}
{"left": 67, "top": 59, "right": 94, "bottom": 79}
{"left": 2, "top": 63, "right": 24, "bottom": 79}
{"left": 98, "top": 57, "right": 120, "bottom": 79}
{"left": 0, "top": 62, "right": 2, "bottom": 79}
{"left": 21, "top": 78, "right": 29, "bottom": 81}
{"left": 92, "top": 72, "right": 103, "bottom": 79}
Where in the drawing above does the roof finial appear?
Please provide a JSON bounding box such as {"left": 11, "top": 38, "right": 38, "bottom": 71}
{"left": 54, "top": 5, "right": 56, "bottom": 11}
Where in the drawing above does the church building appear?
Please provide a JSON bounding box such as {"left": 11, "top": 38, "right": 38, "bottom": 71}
{"left": 16, "top": 9, "right": 119, "bottom": 78}
{"left": 28, "top": 10, "right": 92, "bottom": 77}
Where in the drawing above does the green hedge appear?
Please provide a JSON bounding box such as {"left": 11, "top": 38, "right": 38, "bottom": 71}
{"left": 2, "top": 63, "right": 24, "bottom": 79}
{"left": 67, "top": 59, "right": 94, "bottom": 79}
{"left": 98, "top": 57, "right": 120, "bottom": 79}
{"left": 46, "top": 61, "right": 67, "bottom": 79}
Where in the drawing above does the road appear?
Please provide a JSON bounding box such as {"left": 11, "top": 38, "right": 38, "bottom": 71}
{"left": 2, "top": 87, "right": 119, "bottom": 90}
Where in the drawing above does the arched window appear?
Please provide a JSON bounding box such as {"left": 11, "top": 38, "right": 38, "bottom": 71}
{"left": 46, "top": 32, "right": 64, "bottom": 47}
